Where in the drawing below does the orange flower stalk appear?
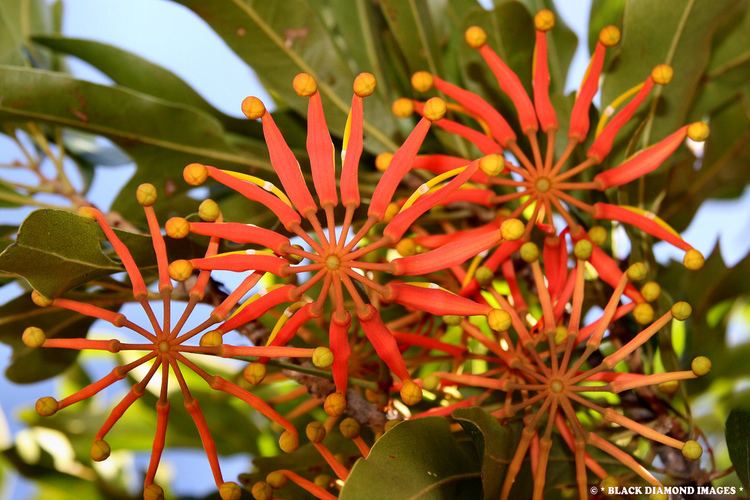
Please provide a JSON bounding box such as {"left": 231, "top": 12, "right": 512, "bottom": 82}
{"left": 400, "top": 9, "right": 709, "bottom": 272}
{"left": 428, "top": 238, "right": 709, "bottom": 499}
{"left": 172, "top": 73, "right": 525, "bottom": 413}
{"left": 24, "top": 186, "right": 324, "bottom": 500}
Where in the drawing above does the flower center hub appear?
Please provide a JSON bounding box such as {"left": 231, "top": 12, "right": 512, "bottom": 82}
{"left": 549, "top": 378, "right": 565, "bottom": 394}
{"left": 325, "top": 254, "right": 341, "bottom": 270}
{"left": 158, "top": 341, "right": 170, "bottom": 353}
{"left": 535, "top": 177, "right": 552, "bottom": 193}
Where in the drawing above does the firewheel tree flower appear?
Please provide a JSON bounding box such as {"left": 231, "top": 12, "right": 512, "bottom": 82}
{"left": 426, "top": 238, "right": 709, "bottom": 500}
{"left": 168, "top": 72, "right": 525, "bottom": 414}
{"left": 395, "top": 9, "right": 709, "bottom": 275}
{"left": 23, "top": 185, "right": 330, "bottom": 500}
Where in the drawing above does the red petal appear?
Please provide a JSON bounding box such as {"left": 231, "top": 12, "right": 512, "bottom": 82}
{"left": 206, "top": 166, "right": 301, "bottom": 230}
{"left": 432, "top": 75, "right": 516, "bottom": 145}
{"left": 384, "top": 160, "right": 479, "bottom": 241}
{"left": 191, "top": 253, "right": 288, "bottom": 275}
{"left": 329, "top": 314, "right": 351, "bottom": 393}
{"left": 261, "top": 112, "right": 317, "bottom": 215}
{"left": 593, "top": 203, "right": 691, "bottom": 251}
{"left": 393, "top": 331, "right": 465, "bottom": 357}
{"left": 387, "top": 281, "right": 491, "bottom": 316}
{"left": 413, "top": 154, "right": 490, "bottom": 183}
{"left": 358, "top": 306, "right": 410, "bottom": 380}
{"left": 587, "top": 78, "right": 654, "bottom": 162}
{"left": 569, "top": 43, "right": 605, "bottom": 141}
{"left": 369, "top": 118, "right": 431, "bottom": 220}
{"left": 594, "top": 126, "right": 687, "bottom": 189}
{"left": 340, "top": 95, "right": 364, "bottom": 208}
{"left": 479, "top": 45, "right": 538, "bottom": 133}
{"left": 307, "top": 91, "right": 337, "bottom": 207}
{"left": 189, "top": 221, "right": 290, "bottom": 254}
{"left": 532, "top": 31, "right": 557, "bottom": 132}
{"left": 218, "top": 285, "right": 295, "bottom": 333}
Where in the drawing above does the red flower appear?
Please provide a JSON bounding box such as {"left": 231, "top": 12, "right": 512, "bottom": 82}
{"left": 171, "top": 73, "right": 525, "bottom": 414}
{"left": 421, "top": 236, "right": 709, "bottom": 499}
{"left": 24, "top": 186, "right": 324, "bottom": 499}
{"left": 400, "top": 9, "right": 708, "bottom": 273}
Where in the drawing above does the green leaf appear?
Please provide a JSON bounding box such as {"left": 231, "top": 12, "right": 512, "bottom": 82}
{"left": 0, "top": 0, "right": 54, "bottom": 66}
{"left": 0, "top": 210, "right": 123, "bottom": 297}
{"left": 0, "top": 65, "right": 271, "bottom": 220}
{"left": 0, "top": 293, "right": 96, "bottom": 383}
{"left": 340, "top": 417, "right": 481, "bottom": 500}
{"left": 172, "top": 0, "right": 400, "bottom": 152}
{"left": 453, "top": 407, "right": 517, "bottom": 500}
{"left": 378, "top": 0, "right": 442, "bottom": 76}
{"left": 726, "top": 410, "right": 750, "bottom": 490}
{"left": 31, "top": 36, "right": 258, "bottom": 135}
{"left": 602, "top": 0, "right": 741, "bottom": 150}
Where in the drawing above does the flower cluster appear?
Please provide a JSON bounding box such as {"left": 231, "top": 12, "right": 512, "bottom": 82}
{"left": 14, "top": 7, "right": 714, "bottom": 499}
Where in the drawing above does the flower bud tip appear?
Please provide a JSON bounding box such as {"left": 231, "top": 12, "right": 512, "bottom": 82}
{"left": 278, "top": 430, "right": 299, "bottom": 453}
{"left": 165, "top": 217, "right": 190, "bottom": 239}
{"left": 312, "top": 346, "right": 333, "bottom": 368}
{"left": 168, "top": 259, "right": 193, "bottom": 281}
{"left": 324, "top": 392, "right": 346, "bottom": 416}
{"left": 198, "top": 199, "right": 221, "bottom": 222}
{"left": 243, "top": 362, "right": 267, "bottom": 386}
{"left": 500, "top": 218, "right": 524, "bottom": 241}
{"left": 90, "top": 439, "right": 111, "bottom": 462}
{"left": 691, "top": 356, "right": 711, "bottom": 376}
{"left": 183, "top": 163, "right": 208, "bottom": 186}
{"left": 534, "top": 9, "right": 555, "bottom": 31}
{"left": 293, "top": 72, "right": 317, "bottom": 96}
{"left": 599, "top": 25, "right": 621, "bottom": 46}
{"left": 683, "top": 249, "right": 705, "bottom": 270}
{"left": 306, "top": 421, "right": 327, "bottom": 443}
{"left": 681, "top": 440, "right": 703, "bottom": 460}
{"left": 651, "top": 64, "right": 673, "bottom": 85}
{"left": 392, "top": 98, "right": 414, "bottom": 118}
{"left": 479, "top": 154, "right": 504, "bottom": 176}
{"left": 423, "top": 97, "right": 447, "bottom": 121}
{"left": 136, "top": 183, "right": 157, "bottom": 206}
{"left": 241, "top": 96, "right": 266, "bottom": 120}
{"left": 465, "top": 26, "right": 487, "bottom": 48}
{"left": 22, "top": 326, "right": 46, "bottom": 348}
{"left": 411, "top": 71, "right": 434, "bottom": 92}
{"left": 400, "top": 379, "right": 423, "bottom": 405}
{"left": 353, "top": 72, "right": 376, "bottom": 97}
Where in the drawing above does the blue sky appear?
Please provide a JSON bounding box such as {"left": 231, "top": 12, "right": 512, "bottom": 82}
{"left": 1, "top": 0, "right": 750, "bottom": 498}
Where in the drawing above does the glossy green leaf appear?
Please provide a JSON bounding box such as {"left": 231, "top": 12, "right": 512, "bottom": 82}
{"left": 0, "top": 0, "right": 54, "bottom": 66}
{"left": 726, "top": 410, "right": 750, "bottom": 489}
{"left": 31, "top": 35, "right": 259, "bottom": 135}
{"left": 602, "top": 0, "right": 740, "bottom": 150}
{"left": 340, "top": 417, "right": 481, "bottom": 500}
{"left": 0, "top": 292, "right": 96, "bottom": 383}
{"left": 588, "top": 0, "right": 625, "bottom": 53}
{"left": 0, "top": 65, "right": 271, "bottom": 220}
{"left": 172, "top": 0, "right": 400, "bottom": 152}
{"left": 379, "top": 0, "right": 442, "bottom": 76}
{"left": 453, "top": 407, "right": 517, "bottom": 500}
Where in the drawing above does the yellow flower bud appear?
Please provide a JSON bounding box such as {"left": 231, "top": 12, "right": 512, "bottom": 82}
{"left": 199, "top": 330, "right": 223, "bottom": 347}
{"left": 534, "top": 9, "right": 555, "bottom": 31}
{"left": 376, "top": 152, "right": 394, "bottom": 171}
{"left": 488, "top": 308, "right": 512, "bottom": 331}
{"left": 465, "top": 26, "right": 487, "bottom": 48}
{"left": 278, "top": 430, "right": 299, "bottom": 453}
{"left": 312, "top": 346, "right": 333, "bottom": 368}
{"left": 183, "top": 163, "right": 208, "bottom": 186}
{"left": 306, "top": 421, "right": 327, "bottom": 443}
{"left": 22, "top": 326, "right": 46, "bottom": 348}
{"left": 500, "top": 218, "right": 524, "bottom": 241}
{"left": 384, "top": 202, "right": 399, "bottom": 222}
{"left": 633, "top": 303, "right": 654, "bottom": 325}
{"left": 411, "top": 71, "right": 434, "bottom": 92}
{"left": 423, "top": 97, "right": 447, "bottom": 121}
{"left": 400, "top": 379, "right": 423, "bottom": 405}
{"left": 392, "top": 98, "right": 414, "bottom": 118}
{"left": 475, "top": 265, "right": 494, "bottom": 285}
{"left": 198, "top": 199, "right": 221, "bottom": 222}
{"left": 143, "top": 484, "right": 164, "bottom": 500}
{"left": 683, "top": 249, "right": 705, "bottom": 270}
{"left": 219, "top": 482, "right": 241, "bottom": 500}
{"left": 243, "top": 362, "right": 267, "bottom": 386}
{"left": 293, "top": 72, "right": 317, "bottom": 96}
{"left": 640, "top": 281, "right": 661, "bottom": 302}
{"left": 324, "top": 392, "right": 346, "bottom": 416}
{"left": 588, "top": 225, "right": 607, "bottom": 245}
{"left": 241, "top": 96, "right": 266, "bottom": 120}
{"left": 627, "top": 262, "right": 648, "bottom": 282}
{"left": 314, "top": 475, "right": 331, "bottom": 488}
{"left": 266, "top": 471, "right": 287, "bottom": 489}
{"left": 168, "top": 259, "right": 194, "bottom": 281}
{"left": 396, "top": 238, "right": 417, "bottom": 256}
{"left": 520, "top": 242, "right": 539, "bottom": 262}
{"left": 687, "top": 122, "right": 710, "bottom": 142}
{"left": 31, "top": 290, "right": 52, "bottom": 307}
{"left": 251, "top": 481, "right": 273, "bottom": 500}
{"left": 554, "top": 325, "right": 568, "bottom": 345}
{"left": 573, "top": 240, "right": 593, "bottom": 261}
{"left": 479, "top": 154, "right": 504, "bottom": 176}
{"left": 681, "top": 440, "right": 702, "bottom": 460}
{"left": 691, "top": 356, "right": 711, "bottom": 376}
{"left": 671, "top": 301, "right": 692, "bottom": 321}
{"left": 651, "top": 64, "right": 673, "bottom": 85}
{"left": 658, "top": 380, "right": 680, "bottom": 395}
{"left": 600, "top": 476, "right": 618, "bottom": 491}
{"left": 35, "top": 396, "right": 58, "bottom": 416}
{"left": 353, "top": 72, "right": 376, "bottom": 97}
{"left": 165, "top": 217, "right": 190, "bottom": 239}
{"left": 90, "top": 439, "right": 111, "bottom": 462}
{"left": 339, "top": 417, "right": 361, "bottom": 439}
{"left": 598, "top": 25, "right": 621, "bottom": 46}
{"left": 136, "top": 183, "right": 158, "bottom": 207}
